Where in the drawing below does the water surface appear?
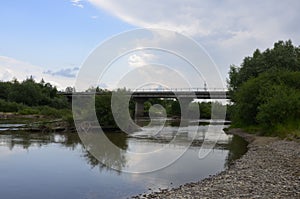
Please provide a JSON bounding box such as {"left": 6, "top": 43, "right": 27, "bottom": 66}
{"left": 0, "top": 121, "right": 247, "bottom": 199}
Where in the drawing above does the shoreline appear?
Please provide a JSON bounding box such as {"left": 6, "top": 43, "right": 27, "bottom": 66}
{"left": 134, "top": 129, "right": 300, "bottom": 198}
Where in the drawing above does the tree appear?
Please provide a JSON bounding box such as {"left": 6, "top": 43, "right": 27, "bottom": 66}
{"left": 170, "top": 100, "right": 181, "bottom": 116}
{"left": 0, "top": 76, "right": 68, "bottom": 109}
{"left": 199, "top": 102, "right": 211, "bottom": 119}
{"left": 256, "top": 84, "right": 300, "bottom": 127}
{"left": 39, "top": 78, "right": 45, "bottom": 86}
{"left": 228, "top": 40, "right": 300, "bottom": 135}
{"left": 95, "top": 94, "right": 115, "bottom": 127}
{"left": 228, "top": 40, "right": 300, "bottom": 95}
{"left": 0, "top": 81, "right": 12, "bottom": 100}
{"left": 65, "top": 86, "right": 75, "bottom": 93}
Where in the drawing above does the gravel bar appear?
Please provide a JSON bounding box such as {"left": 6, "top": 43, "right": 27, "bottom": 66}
{"left": 133, "top": 129, "right": 300, "bottom": 199}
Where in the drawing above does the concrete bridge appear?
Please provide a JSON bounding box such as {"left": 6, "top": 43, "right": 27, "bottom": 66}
{"left": 130, "top": 89, "right": 229, "bottom": 99}
{"left": 130, "top": 88, "right": 229, "bottom": 118}
{"left": 61, "top": 88, "right": 229, "bottom": 118}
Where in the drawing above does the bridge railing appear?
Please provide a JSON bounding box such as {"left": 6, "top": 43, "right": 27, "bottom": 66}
{"left": 60, "top": 88, "right": 228, "bottom": 95}
{"left": 129, "top": 88, "right": 228, "bottom": 92}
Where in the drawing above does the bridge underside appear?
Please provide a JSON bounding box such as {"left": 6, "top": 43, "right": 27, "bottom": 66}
{"left": 131, "top": 91, "right": 229, "bottom": 119}
{"left": 61, "top": 90, "right": 229, "bottom": 119}
{"left": 131, "top": 91, "right": 229, "bottom": 100}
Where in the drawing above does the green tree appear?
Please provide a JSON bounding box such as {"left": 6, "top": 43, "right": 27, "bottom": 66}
{"left": 228, "top": 40, "right": 300, "bottom": 95}
{"left": 199, "top": 102, "right": 211, "bottom": 119}
{"left": 170, "top": 100, "right": 181, "bottom": 116}
{"left": 256, "top": 84, "right": 300, "bottom": 128}
{"left": 0, "top": 81, "right": 12, "bottom": 100}
{"left": 228, "top": 40, "right": 300, "bottom": 136}
{"left": 95, "top": 94, "right": 115, "bottom": 127}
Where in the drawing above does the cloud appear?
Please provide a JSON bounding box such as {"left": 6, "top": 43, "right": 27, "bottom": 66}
{"left": 91, "top": 15, "right": 99, "bottom": 19}
{"left": 0, "top": 68, "right": 14, "bottom": 82}
{"left": 88, "top": 0, "right": 300, "bottom": 38}
{"left": 71, "top": 0, "right": 84, "bottom": 8}
{"left": 128, "top": 52, "right": 156, "bottom": 67}
{"left": 0, "top": 56, "right": 75, "bottom": 90}
{"left": 43, "top": 67, "right": 79, "bottom": 78}
{"left": 87, "top": 0, "right": 300, "bottom": 79}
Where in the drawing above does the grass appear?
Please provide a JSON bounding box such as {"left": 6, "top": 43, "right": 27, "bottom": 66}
{"left": 272, "top": 120, "right": 300, "bottom": 139}
{"left": 230, "top": 119, "right": 300, "bottom": 140}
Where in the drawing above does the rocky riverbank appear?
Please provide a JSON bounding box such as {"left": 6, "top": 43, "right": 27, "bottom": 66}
{"left": 134, "top": 129, "right": 300, "bottom": 198}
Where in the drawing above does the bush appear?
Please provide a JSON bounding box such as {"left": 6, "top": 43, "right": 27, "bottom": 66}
{"left": 0, "top": 99, "right": 24, "bottom": 112}
{"left": 38, "top": 106, "right": 71, "bottom": 118}
{"left": 18, "top": 107, "right": 40, "bottom": 115}
{"left": 256, "top": 84, "right": 300, "bottom": 128}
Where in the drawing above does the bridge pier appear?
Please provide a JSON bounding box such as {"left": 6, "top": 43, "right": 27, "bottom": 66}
{"left": 179, "top": 97, "right": 194, "bottom": 120}
{"left": 134, "top": 98, "right": 147, "bottom": 119}
{"left": 177, "top": 98, "right": 195, "bottom": 127}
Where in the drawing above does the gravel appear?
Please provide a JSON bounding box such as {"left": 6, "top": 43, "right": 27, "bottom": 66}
{"left": 133, "top": 129, "right": 300, "bottom": 199}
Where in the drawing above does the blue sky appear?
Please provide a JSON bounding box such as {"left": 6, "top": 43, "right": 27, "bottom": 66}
{"left": 0, "top": 0, "right": 133, "bottom": 69}
{"left": 1, "top": 0, "right": 300, "bottom": 90}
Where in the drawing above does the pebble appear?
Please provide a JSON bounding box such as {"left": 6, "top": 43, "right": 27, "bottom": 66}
{"left": 133, "top": 130, "right": 300, "bottom": 199}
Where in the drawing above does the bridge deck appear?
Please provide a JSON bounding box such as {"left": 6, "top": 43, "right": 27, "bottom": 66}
{"left": 61, "top": 90, "right": 230, "bottom": 100}
{"left": 131, "top": 91, "right": 229, "bottom": 99}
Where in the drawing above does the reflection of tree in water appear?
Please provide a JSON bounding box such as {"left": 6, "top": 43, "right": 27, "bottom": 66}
{"left": 0, "top": 131, "right": 82, "bottom": 150}
{"left": 1, "top": 131, "right": 55, "bottom": 150}
{"left": 0, "top": 131, "right": 128, "bottom": 173}
{"left": 224, "top": 135, "right": 248, "bottom": 168}
{"left": 82, "top": 151, "right": 123, "bottom": 175}
{"left": 79, "top": 130, "right": 128, "bottom": 173}
{"left": 81, "top": 132, "right": 128, "bottom": 174}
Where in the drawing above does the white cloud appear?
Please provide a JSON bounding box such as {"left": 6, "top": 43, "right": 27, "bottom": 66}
{"left": 0, "top": 56, "right": 75, "bottom": 90}
{"left": 128, "top": 53, "right": 156, "bottom": 67}
{"left": 128, "top": 54, "right": 145, "bottom": 67}
{"left": 71, "top": 0, "right": 84, "bottom": 8}
{"left": 87, "top": 0, "right": 300, "bottom": 39}
{"left": 91, "top": 15, "right": 99, "bottom": 19}
{"left": 87, "top": 0, "right": 300, "bottom": 79}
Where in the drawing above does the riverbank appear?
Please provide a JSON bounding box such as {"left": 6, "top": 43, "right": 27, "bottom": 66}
{"left": 0, "top": 113, "right": 75, "bottom": 132}
{"left": 134, "top": 129, "right": 300, "bottom": 198}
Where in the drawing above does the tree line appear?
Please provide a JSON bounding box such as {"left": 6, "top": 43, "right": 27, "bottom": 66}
{"left": 0, "top": 77, "right": 227, "bottom": 129}
{"left": 0, "top": 77, "right": 69, "bottom": 109}
{"left": 228, "top": 40, "right": 300, "bottom": 137}
{"left": 0, "top": 77, "right": 72, "bottom": 124}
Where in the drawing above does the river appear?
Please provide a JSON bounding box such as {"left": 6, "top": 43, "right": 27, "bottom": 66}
{"left": 0, "top": 120, "right": 247, "bottom": 199}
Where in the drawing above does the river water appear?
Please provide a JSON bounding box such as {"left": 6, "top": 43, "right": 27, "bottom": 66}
{"left": 0, "top": 120, "right": 247, "bottom": 199}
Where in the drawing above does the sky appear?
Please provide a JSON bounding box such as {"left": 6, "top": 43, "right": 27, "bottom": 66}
{"left": 1, "top": 0, "right": 300, "bottom": 90}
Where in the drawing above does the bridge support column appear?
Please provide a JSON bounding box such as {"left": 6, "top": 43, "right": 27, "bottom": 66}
{"left": 134, "top": 98, "right": 147, "bottom": 119}
{"left": 179, "top": 97, "right": 194, "bottom": 122}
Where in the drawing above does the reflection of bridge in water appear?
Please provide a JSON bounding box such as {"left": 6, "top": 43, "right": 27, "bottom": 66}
{"left": 62, "top": 88, "right": 230, "bottom": 118}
